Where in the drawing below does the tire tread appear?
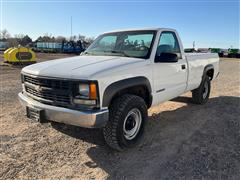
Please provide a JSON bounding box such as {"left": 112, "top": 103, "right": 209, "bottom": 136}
{"left": 103, "top": 94, "right": 146, "bottom": 151}
{"left": 192, "top": 76, "right": 211, "bottom": 104}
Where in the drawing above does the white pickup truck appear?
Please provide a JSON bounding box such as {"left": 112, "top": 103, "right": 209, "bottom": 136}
{"left": 19, "top": 28, "right": 219, "bottom": 151}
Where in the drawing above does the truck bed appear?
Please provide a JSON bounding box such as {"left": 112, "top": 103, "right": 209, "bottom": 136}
{"left": 185, "top": 53, "right": 219, "bottom": 91}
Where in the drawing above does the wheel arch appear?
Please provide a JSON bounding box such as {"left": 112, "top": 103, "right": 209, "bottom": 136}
{"left": 203, "top": 64, "right": 214, "bottom": 80}
{"left": 102, "top": 76, "right": 152, "bottom": 108}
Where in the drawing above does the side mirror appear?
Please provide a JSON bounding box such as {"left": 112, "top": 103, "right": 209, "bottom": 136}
{"left": 155, "top": 52, "right": 178, "bottom": 63}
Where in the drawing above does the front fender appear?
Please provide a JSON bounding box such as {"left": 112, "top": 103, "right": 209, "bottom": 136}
{"left": 102, "top": 76, "right": 152, "bottom": 107}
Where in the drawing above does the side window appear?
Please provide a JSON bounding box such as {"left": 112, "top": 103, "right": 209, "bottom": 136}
{"left": 156, "top": 32, "right": 181, "bottom": 56}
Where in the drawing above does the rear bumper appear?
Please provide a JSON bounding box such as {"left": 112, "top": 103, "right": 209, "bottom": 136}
{"left": 18, "top": 92, "right": 109, "bottom": 128}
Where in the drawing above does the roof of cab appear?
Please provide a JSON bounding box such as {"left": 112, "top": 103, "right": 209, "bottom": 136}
{"left": 103, "top": 27, "right": 176, "bottom": 34}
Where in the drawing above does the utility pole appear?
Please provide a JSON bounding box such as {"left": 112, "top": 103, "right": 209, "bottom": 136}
{"left": 193, "top": 41, "right": 195, "bottom": 50}
{"left": 70, "top": 16, "right": 72, "bottom": 40}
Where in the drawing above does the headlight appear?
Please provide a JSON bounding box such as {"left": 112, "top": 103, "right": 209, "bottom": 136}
{"left": 78, "top": 83, "right": 90, "bottom": 98}
{"left": 73, "top": 82, "right": 98, "bottom": 106}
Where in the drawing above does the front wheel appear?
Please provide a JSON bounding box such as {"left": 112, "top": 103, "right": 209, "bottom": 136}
{"left": 103, "top": 94, "right": 147, "bottom": 151}
{"left": 192, "top": 76, "right": 211, "bottom": 104}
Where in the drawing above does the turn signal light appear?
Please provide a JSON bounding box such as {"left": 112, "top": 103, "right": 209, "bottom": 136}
{"left": 89, "top": 83, "right": 97, "bottom": 99}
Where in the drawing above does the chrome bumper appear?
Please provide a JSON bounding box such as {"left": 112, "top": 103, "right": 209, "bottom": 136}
{"left": 18, "top": 92, "right": 109, "bottom": 128}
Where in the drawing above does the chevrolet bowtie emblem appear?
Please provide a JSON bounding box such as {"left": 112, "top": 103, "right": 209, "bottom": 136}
{"left": 35, "top": 85, "right": 42, "bottom": 92}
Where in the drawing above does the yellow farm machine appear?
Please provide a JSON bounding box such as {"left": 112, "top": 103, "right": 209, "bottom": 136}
{"left": 3, "top": 47, "right": 36, "bottom": 64}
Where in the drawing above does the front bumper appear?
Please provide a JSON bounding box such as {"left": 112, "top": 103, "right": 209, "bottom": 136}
{"left": 18, "top": 92, "right": 109, "bottom": 128}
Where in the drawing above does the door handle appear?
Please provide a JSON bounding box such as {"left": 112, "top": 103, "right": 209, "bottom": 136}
{"left": 181, "top": 64, "right": 186, "bottom": 70}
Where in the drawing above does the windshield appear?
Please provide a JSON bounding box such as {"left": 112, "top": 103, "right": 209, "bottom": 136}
{"left": 84, "top": 30, "right": 156, "bottom": 59}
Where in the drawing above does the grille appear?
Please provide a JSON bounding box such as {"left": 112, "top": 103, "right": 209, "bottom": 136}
{"left": 23, "top": 75, "right": 72, "bottom": 107}
{"left": 24, "top": 75, "right": 70, "bottom": 90}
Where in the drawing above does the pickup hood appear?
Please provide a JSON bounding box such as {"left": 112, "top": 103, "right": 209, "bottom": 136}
{"left": 22, "top": 55, "right": 144, "bottom": 79}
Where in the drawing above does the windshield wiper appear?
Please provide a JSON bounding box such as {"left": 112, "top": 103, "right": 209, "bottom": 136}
{"left": 103, "top": 50, "right": 130, "bottom": 57}
{"left": 82, "top": 51, "right": 91, "bottom": 55}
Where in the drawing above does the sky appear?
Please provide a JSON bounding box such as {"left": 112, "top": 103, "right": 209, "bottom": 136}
{"left": 0, "top": 0, "right": 239, "bottom": 48}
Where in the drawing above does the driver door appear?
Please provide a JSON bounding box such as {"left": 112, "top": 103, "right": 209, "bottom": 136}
{"left": 152, "top": 31, "right": 188, "bottom": 104}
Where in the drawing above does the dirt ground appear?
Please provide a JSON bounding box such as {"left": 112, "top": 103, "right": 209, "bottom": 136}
{"left": 0, "top": 53, "right": 240, "bottom": 179}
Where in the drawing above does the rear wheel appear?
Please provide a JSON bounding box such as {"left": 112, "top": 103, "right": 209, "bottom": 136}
{"left": 103, "top": 94, "right": 147, "bottom": 151}
{"left": 192, "top": 76, "right": 211, "bottom": 104}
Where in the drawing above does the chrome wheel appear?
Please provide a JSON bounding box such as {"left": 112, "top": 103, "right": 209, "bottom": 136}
{"left": 123, "top": 108, "right": 142, "bottom": 140}
{"left": 202, "top": 80, "right": 209, "bottom": 99}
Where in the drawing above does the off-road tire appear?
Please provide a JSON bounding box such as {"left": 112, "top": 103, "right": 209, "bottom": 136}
{"left": 103, "top": 94, "right": 147, "bottom": 151}
{"left": 192, "top": 76, "right": 211, "bottom": 104}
